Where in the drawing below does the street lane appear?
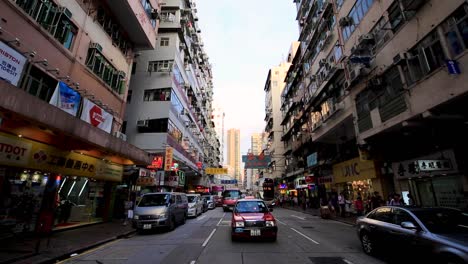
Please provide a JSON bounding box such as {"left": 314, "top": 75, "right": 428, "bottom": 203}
{"left": 61, "top": 207, "right": 384, "bottom": 264}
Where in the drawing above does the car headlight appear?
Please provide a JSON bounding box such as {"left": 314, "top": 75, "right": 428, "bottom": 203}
{"left": 266, "top": 221, "right": 275, "bottom": 227}
{"left": 133, "top": 215, "right": 139, "bottom": 220}
{"left": 159, "top": 212, "right": 168, "bottom": 218}
{"left": 190, "top": 204, "right": 195, "bottom": 209}
{"left": 235, "top": 221, "right": 244, "bottom": 227}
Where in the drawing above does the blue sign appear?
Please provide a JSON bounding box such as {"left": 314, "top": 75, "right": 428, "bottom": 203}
{"left": 446, "top": 60, "right": 461, "bottom": 75}
{"left": 221, "top": 180, "right": 237, "bottom": 184}
{"left": 49, "top": 81, "right": 81, "bottom": 116}
{"left": 307, "top": 152, "right": 318, "bottom": 167}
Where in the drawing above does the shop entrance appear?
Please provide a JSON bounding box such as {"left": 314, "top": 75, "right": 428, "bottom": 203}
{"left": 414, "top": 175, "right": 465, "bottom": 209}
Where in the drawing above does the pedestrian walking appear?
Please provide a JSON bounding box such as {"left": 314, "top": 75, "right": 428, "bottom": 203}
{"left": 389, "top": 194, "right": 403, "bottom": 206}
{"left": 355, "top": 196, "right": 364, "bottom": 216}
{"left": 338, "top": 192, "right": 346, "bottom": 217}
{"left": 301, "top": 195, "right": 306, "bottom": 211}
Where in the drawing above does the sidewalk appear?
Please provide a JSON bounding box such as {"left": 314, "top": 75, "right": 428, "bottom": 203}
{"left": 279, "top": 204, "right": 357, "bottom": 226}
{"left": 0, "top": 221, "right": 135, "bottom": 264}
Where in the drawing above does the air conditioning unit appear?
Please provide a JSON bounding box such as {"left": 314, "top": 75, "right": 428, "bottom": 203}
{"left": 179, "top": 42, "right": 186, "bottom": 49}
{"left": 349, "top": 65, "right": 369, "bottom": 82}
{"left": 319, "top": 58, "right": 327, "bottom": 67}
{"left": 113, "top": 131, "right": 127, "bottom": 141}
{"left": 393, "top": 52, "right": 413, "bottom": 65}
{"left": 150, "top": 8, "right": 159, "bottom": 20}
{"left": 323, "top": 31, "right": 333, "bottom": 45}
{"left": 180, "top": 16, "right": 188, "bottom": 23}
{"left": 339, "top": 16, "right": 354, "bottom": 27}
{"left": 137, "top": 120, "right": 149, "bottom": 127}
{"left": 159, "top": 65, "right": 171, "bottom": 72}
{"left": 370, "top": 77, "right": 384, "bottom": 87}
{"left": 90, "top": 43, "right": 103, "bottom": 52}
{"left": 358, "top": 33, "right": 375, "bottom": 45}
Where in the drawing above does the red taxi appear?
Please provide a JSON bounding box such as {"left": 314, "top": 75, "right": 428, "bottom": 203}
{"left": 231, "top": 199, "right": 277, "bottom": 241}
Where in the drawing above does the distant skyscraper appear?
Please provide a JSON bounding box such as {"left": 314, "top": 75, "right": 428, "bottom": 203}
{"left": 251, "top": 133, "right": 264, "bottom": 155}
{"left": 212, "top": 104, "right": 225, "bottom": 165}
{"left": 227, "top": 129, "right": 241, "bottom": 183}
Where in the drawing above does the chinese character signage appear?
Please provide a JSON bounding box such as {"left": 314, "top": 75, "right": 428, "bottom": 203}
{"left": 147, "top": 156, "right": 163, "bottom": 169}
{"left": 241, "top": 152, "right": 271, "bottom": 169}
{"left": 392, "top": 149, "right": 458, "bottom": 179}
{"left": 205, "top": 167, "right": 228, "bottom": 174}
{"left": 80, "top": 99, "right": 113, "bottom": 133}
{"left": 0, "top": 41, "right": 27, "bottom": 86}
{"left": 0, "top": 132, "right": 122, "bottom": 181}
{"left": 164, "top": 147, "right": 173, "bottom": 171}
{"left": 49, "top": 82, "right": 81, "bottom": 116}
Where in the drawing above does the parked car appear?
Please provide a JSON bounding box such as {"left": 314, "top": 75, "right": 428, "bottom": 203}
{"left": 133, "top": 192, "right": 188, "bottom": 232}
{"left": 202, "top": 195, "right": 216, "bottom": 210}
{"left": 356, "top": 206, "right": 468, "bottom": 263}
{"left": 222, "top": 188, "right": 242, "bottom": 212}
{"left": 231, "top": 198, "right": 277, "bottom": 242}
{"left": 187, "top": 194, "right": 203, "bottom": 217}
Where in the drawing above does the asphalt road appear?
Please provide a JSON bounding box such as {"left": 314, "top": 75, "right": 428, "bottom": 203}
{"left": 60, "top": 208, "right": 386, "bottom": 264}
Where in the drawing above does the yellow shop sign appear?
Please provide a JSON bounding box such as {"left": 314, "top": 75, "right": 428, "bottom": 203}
{"left": 332, "top": 157, "right": 377, "bottom": 183}
{"left": 205, "top": 167, "right": 228, "bottom": 174}
{"left": 0, "top": 132, "right": 122, "bottom": 182}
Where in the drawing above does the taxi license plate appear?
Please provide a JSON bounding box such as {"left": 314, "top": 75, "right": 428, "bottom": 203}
{"left": 143, "top": 224, "right": 152, "bottom": 229}
{"left": 250, "top": 229, "right": 261, "bottom": 236}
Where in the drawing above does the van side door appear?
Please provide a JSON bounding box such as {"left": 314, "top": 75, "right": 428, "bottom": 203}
{"left": 175, "top": 195, "right": 183, "bottom": 221}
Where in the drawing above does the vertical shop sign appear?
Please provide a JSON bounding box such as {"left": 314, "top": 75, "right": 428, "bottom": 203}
{"left": 0, "top": 41, "right": 27, "bottom": 86}
{"left": 80, "top": 99, "right": 113, "bottom": 133}
{"left": 164, "top": 147, "right": 173, "bottom": 171}
{"left": 49, "top": 82, "right": 81, "bottom": 116}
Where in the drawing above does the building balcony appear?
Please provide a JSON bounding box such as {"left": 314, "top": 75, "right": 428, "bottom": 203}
{"left": 104, "top": 0, "right": 158, "bottom": 49}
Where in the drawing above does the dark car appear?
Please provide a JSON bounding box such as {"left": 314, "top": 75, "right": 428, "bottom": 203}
{"left": 214, "top": 195, "right": 223, "bottom": 207}
{"left": 201, "top": 197, "right": 209, "bottom": 213}
{"left": 231, "top": 199, "right": 277, "bottom": 242}
{"left": 356, "top": 206, "right": 468, "bottom": 263}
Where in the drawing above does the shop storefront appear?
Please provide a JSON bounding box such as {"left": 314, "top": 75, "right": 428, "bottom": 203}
{"left": 0, "top": 132, "right": 123, "bottom": 234}
{"left": 332, "top": 157, "right": 382, "bottom": 204}
{"left": 392, "top": 149, "right": 467, "bottom": 209}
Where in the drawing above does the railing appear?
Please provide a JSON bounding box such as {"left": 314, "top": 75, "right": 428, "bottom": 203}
{"left": 357, "top": 113, "right": 373, "bottom": 133}
{"left": 379, "top": 94, "right": 407, "bottom": 123}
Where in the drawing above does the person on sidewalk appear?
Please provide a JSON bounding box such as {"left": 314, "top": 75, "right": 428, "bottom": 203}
{"left": 370, "top": 191, "right": 383, "bottom": 210}
{"left": 338, "top": 192, "right": 346, "bottom": 217}
{"left": 354, "top": 196, "right": 364, "bottom": 216}
{"left": 301, "top": 195, "right": 306, "bottom": 211}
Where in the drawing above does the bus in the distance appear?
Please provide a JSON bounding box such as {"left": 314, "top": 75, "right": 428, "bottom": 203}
{"left": 261, "top": 178, "right": 275, "bottom": 207}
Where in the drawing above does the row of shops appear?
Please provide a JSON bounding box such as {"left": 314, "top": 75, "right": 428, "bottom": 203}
{"left": 278, "top": 149, "right": 468, "bottom": 211}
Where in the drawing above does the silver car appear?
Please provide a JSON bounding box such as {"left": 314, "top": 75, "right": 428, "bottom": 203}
{"left": 133, "top": 192, "right": 188, "bottom": 231}
{"left": 202, "top": 195, "right": 216, "bottom": 210}
{"left": 187, "top": 194, "right": 203, "bottom": 217}
{"left": 356, "top": 206, "right": 468, "bottom": 263}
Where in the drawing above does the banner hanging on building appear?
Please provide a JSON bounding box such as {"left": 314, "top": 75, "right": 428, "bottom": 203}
{"left": 164, "top": 147, "right": 173, "bottom": 171}
{"left": 49, "top": 82, "right": 81, "bottom": 116}
{"left": 205, "top": 167, "right": 228, "bottom": 174}
{"left": 242, "top": 152, "right": 271, "bottom": 169}
{"left": 80, "top": 99, "right": 113, "bottom": 133}
{"left": 0, "top": 41, "right": 27, "bottom": 86}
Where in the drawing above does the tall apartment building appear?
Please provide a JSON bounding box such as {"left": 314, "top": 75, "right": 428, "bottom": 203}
{"left": 251, "top": 133, "right": 264, "bottom": 155}
{"left": 282, "top": 0, "right": 468, "bottom": 209}
{"left": 226, "top": 128, "right": 241, "bottom": 183}
{"left": 125, "top": 0, "right": 220, "bottom": 191}
{"left": 0, "top": 0, "right": 158, "bottom": 235}
{"left": 212, "top": 104, "right": 225, "bottom": 165}
{"left": 264, "top": 43, "right": 299, "bottom": 180}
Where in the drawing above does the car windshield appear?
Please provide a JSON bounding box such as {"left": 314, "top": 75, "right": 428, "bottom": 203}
{"left": 138, "top": 194, "right": 168, "bottom": 207}
{"left": 223, "top": 190, "right": 241, "bottom": 199}
{"left": 235, "top": 201, "right": 268, "bottom": 213}
{"left": 413, "top": 209, "right": 468, "bottom": 234}
{"left": 187, "top": 196, "right": 197, "bottom": 203}
{"left": 203, "top": 196, "right": 213, "bottom": 201}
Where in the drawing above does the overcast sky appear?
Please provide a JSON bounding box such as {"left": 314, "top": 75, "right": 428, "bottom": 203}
{"left": 196, "top": 0, "right": 299, "bottom": 157}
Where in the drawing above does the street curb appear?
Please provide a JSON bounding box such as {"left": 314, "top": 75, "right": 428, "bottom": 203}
{"left": 36, "top": 229, "right": 136, "bottom": 264}
{"left": 280, "top": 207, "right": 356, "bottom": 226}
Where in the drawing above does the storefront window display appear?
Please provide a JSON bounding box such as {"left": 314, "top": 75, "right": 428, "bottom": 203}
{"left": 0, "top": 168, "right": 48, "bottom": 234}
{"left": 55, "top": 176, "right": 105, "bottom": 228}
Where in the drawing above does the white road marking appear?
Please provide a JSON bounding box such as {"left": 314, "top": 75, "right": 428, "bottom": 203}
{"left": 202, "top": 228, "right": 217, "bottom": 247}
{"left": 275, "top": 218, "right": 287, "bottom": 225}
{"left": 290, "top": 228, "right": 319, "bottom": 244}
{"left": 217, "top": 217, "right": 223, "bottom": 226}
{"left": 190, "top": 261, "right": 196, "bottom": 264}
{"left": 197, "top": 215, "right": 206, "bottom": 221}
{"left": 291, "top": 215, "right": 306, "bottom": 220}
{"left": 343, "top": 259, "right": 354, "bottom": 264}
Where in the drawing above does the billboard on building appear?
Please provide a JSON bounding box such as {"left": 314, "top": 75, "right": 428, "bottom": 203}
{"left": 49, "top": 81, "right": 81, "bottom": 116}
{"left": 80, "top": 99, "right": 113, "bottom": 133}
{"left": 242, "top": 152, "right": 271, "bottom": 169}
{"left": 0, "top": 41, "right": 27, "bottom": 86}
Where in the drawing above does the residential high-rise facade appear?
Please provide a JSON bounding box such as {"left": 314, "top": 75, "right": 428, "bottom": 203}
{"left": 0, "top": 0, "right": 159, "bottom": 234}
{"left": 226, "top": 128, "right": 241, "bottom": 183}
{"left": 125, "top": 0, "right": 220, "bottom": 191}
{"left": 263, "top": 43, "right": 299, "bottom": 180}
{"left": 251, "top": 133, "right": 264, "bottom": 155}
{"left": 281, "top": 0, "right": 468, "bottom": 210}
{"left": 212, "top": 104, "right": 226, "bottom": 165}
